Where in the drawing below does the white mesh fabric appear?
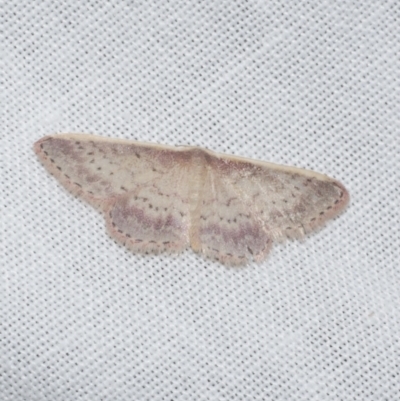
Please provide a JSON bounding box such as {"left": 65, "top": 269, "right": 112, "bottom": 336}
{"left": 1, "top": 1, "right": 399, "bottom": 400}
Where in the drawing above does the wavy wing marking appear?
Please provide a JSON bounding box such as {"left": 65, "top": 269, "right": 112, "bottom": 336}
{"left": 35, "top": 134, "right": 349, "bottom": 265}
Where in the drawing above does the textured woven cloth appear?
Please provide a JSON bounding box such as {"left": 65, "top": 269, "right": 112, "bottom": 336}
{"left": 1, "top": 1, "right": 399, "bottom": 400}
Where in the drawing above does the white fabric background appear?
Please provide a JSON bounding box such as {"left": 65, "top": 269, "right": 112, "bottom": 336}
{"left": 1, "top": 1, "right": 399, "bottom": 400}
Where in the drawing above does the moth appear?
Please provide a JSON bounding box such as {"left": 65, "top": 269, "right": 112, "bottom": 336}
{"left": 34, "top": 134, "right": 349, "bottom": 265}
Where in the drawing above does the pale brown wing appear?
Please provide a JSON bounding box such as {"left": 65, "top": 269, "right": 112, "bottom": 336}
{"left": 34, "top": 134, "right": 194, "bottom": 254}
{"left": 195, "top": 151, "right": 349, "bottom": 265}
